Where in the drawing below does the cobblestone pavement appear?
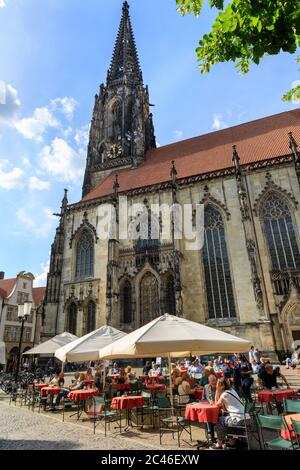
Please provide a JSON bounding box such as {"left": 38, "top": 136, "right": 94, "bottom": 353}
{"left": 0, "top": 401, "right": 149, "bottom": 450}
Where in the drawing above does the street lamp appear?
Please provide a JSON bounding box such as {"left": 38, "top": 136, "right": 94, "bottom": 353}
{"left": 15, "top": 300, "right": 32, "bottom": 383}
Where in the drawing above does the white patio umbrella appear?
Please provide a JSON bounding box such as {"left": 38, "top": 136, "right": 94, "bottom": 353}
{"left": 23, "top": 332, "right": 78, "bottom": 357}
{"left": 99, "top": 313, "right": 251, "bottom": 412}
{"left": 55, "top": 325, "right": 127, "bottom": 363}
{"left": 0, "top": 341, "right": 6, "bottom": 365}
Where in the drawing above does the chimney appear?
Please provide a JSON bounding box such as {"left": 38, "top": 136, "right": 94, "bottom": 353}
{"left": 0, "top": 272, "right": 4, "bottom": 280}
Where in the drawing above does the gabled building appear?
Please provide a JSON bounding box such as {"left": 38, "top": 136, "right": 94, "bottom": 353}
{"left": 0, "top": 271, "right": 45, "bottom": 370}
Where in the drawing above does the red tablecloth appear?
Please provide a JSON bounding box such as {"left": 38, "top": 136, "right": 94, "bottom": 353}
{"left": 258, "top": 389, "right": 297, "bottom": 403}
{"left": 215, "top": 370, "right": 223, "bottom": 378}
{"left": 109, "top": 374, "right": 120, "bottom": 380}
{"left": 187, "top": 378, "right": 196, "bottom": 386}
{"left": 111, "top": 382, "right": 131, "bottom": 391}
{"left": 142, "top": 375, "right": 165, "bottom": 383}
{"left": 41, "top": 387, "right": 61, "bottom": 397}
{"left": 192, "top": 387, "right": 204, "bottom": 400}
{"left": 180, "top": 368, "right": 188, "bottom": 374}
{"left": 281, "top": 413, "right": 300, "bottom": 440}
{"left": 84, "top": 379, "right": 94, "bottom": 387}
{"left": 111, "top": 396, "right": 145, "bottom": 410}
{"left": 33, "top": 383, "right": 47, "bottom": 390}
{"left": 68, "top": 389, "right": 99, "bottom": 401}
{"left": 146, "top": 384, "right": 166, "bottom": 394}
{"left": 185, "top": 402, "right": 220, "bottom": 424}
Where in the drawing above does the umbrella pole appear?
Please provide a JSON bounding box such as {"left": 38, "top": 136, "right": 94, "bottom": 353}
{"left": 61, "top": 362, "right": 64, "bottom": 373}
{"left": 168, "top": 354, "right": 174, "bottom": 416}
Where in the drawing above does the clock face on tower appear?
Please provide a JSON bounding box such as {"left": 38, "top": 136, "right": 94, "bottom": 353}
{"left": 106, "top": 144, "right": 123, "bottom": 160}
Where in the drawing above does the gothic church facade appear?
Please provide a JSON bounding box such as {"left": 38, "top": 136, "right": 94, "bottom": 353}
{"left": 42, "top": 2, "right": 300, "bottom": 358}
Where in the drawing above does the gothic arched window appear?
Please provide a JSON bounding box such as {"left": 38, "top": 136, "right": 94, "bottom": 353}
{"left": 125, "top": 99, "right": 133, "bottom": 135}
{"left": 261, "top": 193, "right": 300, "bottom": 270}
{"left": 203, "top": 205, "right": 236, "bottom": 319}
{"left": 111, "top": 101, "right": 122, "bottom": 142}
{"left": 164, "top": 274, "right": 176, "bottom": 315}
{"left": 67, "top": 303, "right": 77, "bottom": 335}
{"left": 87, "top": 301, "right": 96, "bottom": 333}
{"left": 120, "top": 281, "right": 132, "bottom": 324}
{"left": 76, "top": 230, "right": 94, "bottom": 280}
{"left": 140, "top": 272, "right": 159, "bottom": 325}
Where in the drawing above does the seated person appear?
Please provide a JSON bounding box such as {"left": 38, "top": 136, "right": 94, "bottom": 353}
{"left": 210, "top": 378, "right": 247, "bottom": 450}
{"left": 85, "top": 368, "right": 94, "bottom": 381}
{"left": 177, "top": 375, "right": 192, "bottom": 404}
{"left": 47, "top": 371, "right": 61, "bottom": 387}
{"left": 52, "top": 372, "right": 85, "bottom": 410}
{"left": 188, "top": 359, "right": 203, "bottom": 375}
{"left": 117, "top": 370, "right": 126, "bottom": 384}
{"left": 172, "top": 369, "right": 182, "bottom": 387}
{"left": 222, "top": 359, "right": 233, "bottom": 379}
{"left": 109, "top": 362, "right": 120, "bottom": 376}
{"left": 58, "top": 373, "right": 65, "bottom": 387}
{"left": 149, "top": 363, "right": 161, "bottom": 377}
{"left": 125, "top": 366, "right": 137, "bottom": 383}
{"left": 202, "top": 374, "right": 218, "bottom": 443}
{"left": 258, "top": 364, "right": 290, "bottom": 390}
{"left": 199, "top": 367, "right": 215, "bottom": 387}
{"left": 94, "top": 367, "right": 103, "bottom": 390}
{"left": 202, "top": 374, "right": 217, "bottom": 403}
{"left": 143, "top": 361, "right": 151, "bottom": 376}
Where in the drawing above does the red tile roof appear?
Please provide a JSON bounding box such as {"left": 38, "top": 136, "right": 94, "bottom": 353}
{"left": 0, "top": 278, "right": 16, "bottom": 298}
{"left": 32, "top": 287, "right": 46, "bottom": 306}
{"left": 83, "top": 109, "right": 300, "bottom": 202}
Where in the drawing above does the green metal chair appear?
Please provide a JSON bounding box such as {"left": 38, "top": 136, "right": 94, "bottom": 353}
{"left": 226, "top": 401, "right": 261, "bottom": 450}
{"left": 87, "top": 396, "right": 121, "bottom": 436}
{"left": 290, "top": 418, "right": 300, "bottom": 447}
{"left": 283, "top": 399, "right": 300, "bottom": 415}
{"left": 255, "top": 413, "right": 298, "bottom": 450}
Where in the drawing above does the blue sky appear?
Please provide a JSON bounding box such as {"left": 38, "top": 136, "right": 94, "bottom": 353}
{"left": 0, "top": 0, "right": 299, "bottom": 286}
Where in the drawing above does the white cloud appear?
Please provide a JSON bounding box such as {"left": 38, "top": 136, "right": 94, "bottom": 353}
{"left": 0, "top": 1, "right": 6, "bottom": 8}
{"left": 173, "top": 130, "right": 183, "bottom": 140}
{"left": 39, "top": 137, "right": 85, "bottom": 182}
{"left": 34, "top": 256, "right": 50, "bottom": 287}
{"left": 29, "top": 176, "right": 50, "bottom": 191}
{"left": 51, "top": 97, "right": 78, "bottom": 121}
{"left": 0, "top": 159, "right": 25, "bottom": 189}
{"left": 16, "top": 206, "right": 56, "bottom": 238}
{"left": 74, "top": 123, "right": 90, "bottom": 147}
{"left": 15, "top": 106, "right": 59, "bottom": 142}
{"left": 22, "top": 156, "right": 31, "bottom": 166}
{"left": 212, "top": 113, "right": 228, "bottom": 131}
{"left": 0, "top": 82, "right": 21, "bottom": 124}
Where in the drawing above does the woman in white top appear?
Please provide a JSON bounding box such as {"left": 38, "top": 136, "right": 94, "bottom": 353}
{"left": 210, "top": 378, "right": 246, "bottom": 450}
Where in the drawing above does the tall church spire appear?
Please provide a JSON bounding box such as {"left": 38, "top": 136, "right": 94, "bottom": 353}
{"left": 108, "top": 2, "right": 143, "bottom": 86}
{"left": 82, "top": 2, "right": 156, "bottom": 197}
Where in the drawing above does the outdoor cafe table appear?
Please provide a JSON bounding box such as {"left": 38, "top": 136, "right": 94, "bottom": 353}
{"left": 192, "top": 387, "right": 203, "bottom": 400}
{"left": 33, "top": 383, "right": 47, "bottom": 390}
{"left": 145, "top": 384, "right": 166, "bottom": 395}
{"left": 41, "top": 386, "right": 61, "bottom": 397}
{"left": 185, "top": 402, "right": 220, "bottom": 425}
{"left": 257, "top": 389, "right": 297, "bottom": 403}
{"left": 111, "top": 382, "right": 131, "bottom": 392}
{"left": 67, "top": 388, "right": 99, "bottom": 421}
{"left": 84, "top": 379, "right": 94, "bottom": 388}
{"left": 281, "top": 413, "right": 300, "bottom": 440}
{"left": 142, "top": 376, "right": 164, "bottom": 383}
{"left": 68, "top": 388, "right": 99, "bottom": 401}
{"left": 109, "top": 375, "right": 120, "bottom": 380}
{"left": 111, "top": 395, "right": 145, "bottom": 431}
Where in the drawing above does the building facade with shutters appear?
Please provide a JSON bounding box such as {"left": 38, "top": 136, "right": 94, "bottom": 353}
{"left": 0, "top": 271, "right": 45, "bottom": 369}
{"left": 42, "top": 2, "right": 300, "bottom": 358}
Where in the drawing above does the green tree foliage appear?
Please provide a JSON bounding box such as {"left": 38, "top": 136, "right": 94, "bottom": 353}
{"left": 176, "top": 0, "right": 300, "bottom": 102}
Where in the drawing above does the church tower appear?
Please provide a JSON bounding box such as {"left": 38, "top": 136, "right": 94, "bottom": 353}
{"left": 82, "top": 1, "right": 156, "bottom": 197}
